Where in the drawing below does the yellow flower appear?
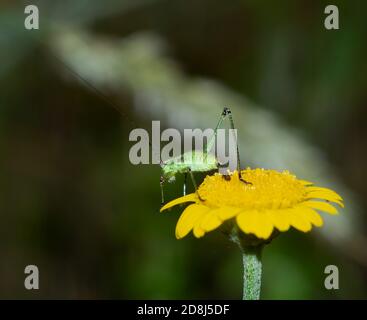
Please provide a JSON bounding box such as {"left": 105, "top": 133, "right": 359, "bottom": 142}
{"left": 160, "top": 169, "right": 343, "bottom": 240}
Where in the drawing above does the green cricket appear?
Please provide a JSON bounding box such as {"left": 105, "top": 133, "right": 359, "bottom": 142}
{"left": 43, "top": 54, "right": 248, "bottom": 205}
{"left": 160, "top": 107, "right": 250, "bottom": 204}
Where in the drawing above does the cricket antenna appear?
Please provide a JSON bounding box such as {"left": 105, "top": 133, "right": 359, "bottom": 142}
{"left": 31, "top": 34, "right": 171, "bottom": 205}
{"left": 32, "top": 35, "right": 160, "bottom": 154}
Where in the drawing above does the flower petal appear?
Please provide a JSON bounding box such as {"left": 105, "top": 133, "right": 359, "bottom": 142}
{"left": 208, "top": 206, "right": 242, "bottom": 221}
{"left": 193, "top": 224, "right": 206, "bottom": 238}
{"left": 306, "top": 187, "right": 343, "bottom": 207}
{"left": 302, "top": 200, "right": 338, "bottom": 215}
{"left": 299, "top": 180, "right": 314, "bottom": 186}
{"left": 295, "top": 206, "right": 323, "bottom": 227}
{"left": 200, "top": 212, "right": 223, "bottom": 232}
{"left": 265, "top": 210, "right": 290, "bottom": 232}
{"left": 175, "top": 204, "right": 208, "bottom": 239}
{"left": 160, "top": 193, "right": 198, "bottom": 212}
{"left": 287, "top": 208, "right": 312, "bottom": 232}
{"left": 305, "top": 192, "right": 344, "bottom": 208}
{"left": 236, "top": 211, "right": 274, "bottom": 240}
{"left": 306, "top": 187, "right": 343, "bottom": 201}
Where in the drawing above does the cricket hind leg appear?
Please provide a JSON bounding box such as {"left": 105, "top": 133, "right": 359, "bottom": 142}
{"left": 205, "top": 106, "right": 251, "bottom": 185}
{"left": 223, "top": 106, "right": 252, "bottom": 185}
{"left": 204, "top": 107, "right": 228, "bottom": 158}
{"left": 188, "top": 169, "right": 205, "bottom": 201}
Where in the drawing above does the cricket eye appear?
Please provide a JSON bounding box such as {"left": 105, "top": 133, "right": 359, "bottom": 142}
{"left": 222, "top": 106, "right": 231, "bottom": 116}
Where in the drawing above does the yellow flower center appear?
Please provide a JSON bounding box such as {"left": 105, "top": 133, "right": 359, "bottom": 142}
{"left": 198, "top": 169, "right": 306, "bottom": 210}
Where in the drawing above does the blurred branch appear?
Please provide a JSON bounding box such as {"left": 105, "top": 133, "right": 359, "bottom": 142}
{"left": 48, "top": 28, "right": 365, "bottom": 264}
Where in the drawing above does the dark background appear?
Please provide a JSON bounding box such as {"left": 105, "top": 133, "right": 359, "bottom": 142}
{"left": 0, "top": 0, "right": 366, "bottom": 299}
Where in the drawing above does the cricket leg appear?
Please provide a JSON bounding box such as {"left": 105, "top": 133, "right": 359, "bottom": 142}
{"left": 206, "top": 106, "right": 251, "bottom": 184}
{"left": 224, "top": 107, "right": 252, "bottom": 184}
{"left": 183, "top": 172, "right": 187, "bottom": 196}
{"left": 204, "top": 107, "right": 228, "bottom": 159}
{"left": 188, "top": 169, "right": 205, "bottom": 201}
{"left": 160, "top": 176, "right": 165, "bottom": 205}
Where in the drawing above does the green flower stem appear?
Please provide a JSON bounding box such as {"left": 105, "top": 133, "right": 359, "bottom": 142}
{"left": 240, "top": 244, "right": 263, "bottom": 300}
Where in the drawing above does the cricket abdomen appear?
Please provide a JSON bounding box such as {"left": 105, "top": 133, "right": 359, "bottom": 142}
{"left": 162, "top": 151, "right": 218, "bottom": 181}
{"left": 183, "top": 151, "right": 218, "bottom": 172}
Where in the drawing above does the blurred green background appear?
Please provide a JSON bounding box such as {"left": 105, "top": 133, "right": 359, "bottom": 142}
{"left": 1, "top": 0, "right": 367, "bottom": 299}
